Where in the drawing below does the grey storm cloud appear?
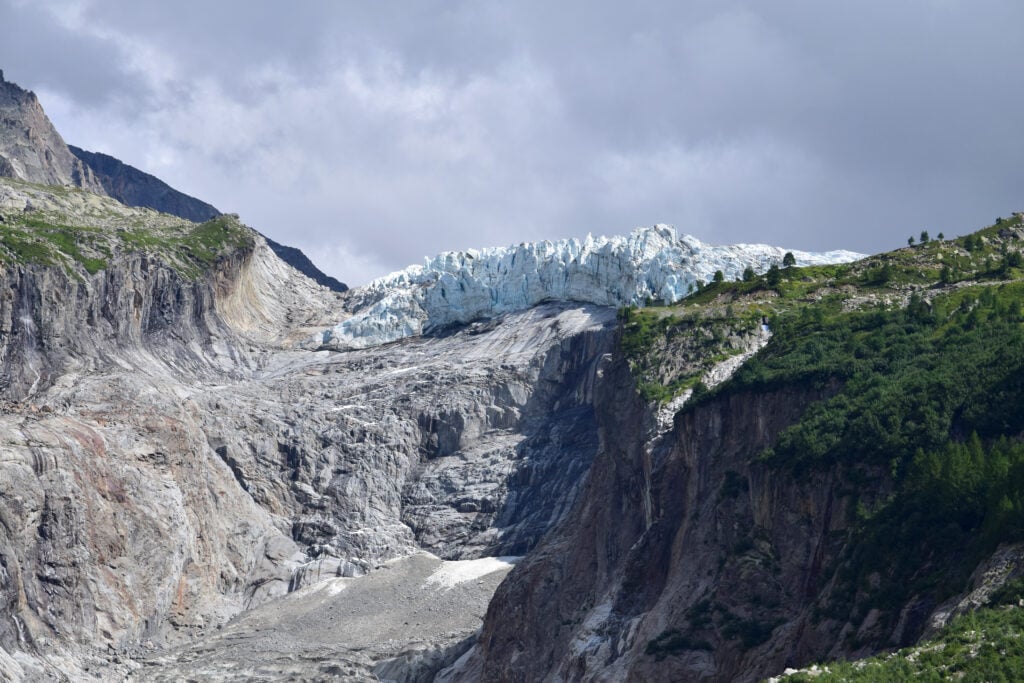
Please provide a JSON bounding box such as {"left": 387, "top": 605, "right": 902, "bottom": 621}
{"left": 1, "top": 0, "right": 1022, "bottom": 285}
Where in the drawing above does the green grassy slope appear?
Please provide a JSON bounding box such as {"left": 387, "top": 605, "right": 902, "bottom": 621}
{"left": 622, "top": 213, "right": 1024, "bottom": 672}
{"left": 0, "top": 177, "right": 254, "bottom": 279}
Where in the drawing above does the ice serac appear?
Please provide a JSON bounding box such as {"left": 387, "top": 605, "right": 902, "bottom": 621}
{"left": 323, "top": 225, "right": 864, "bottom": 350}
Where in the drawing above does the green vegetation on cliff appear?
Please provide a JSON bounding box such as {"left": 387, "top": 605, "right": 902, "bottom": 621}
{"left": 618, "top": 306, "right": 758, "bottom": 402}
{"left": 723, "top": 220, "right": 1024, "bottom": 627}
{"left": 782, "top": 603, "right": 1024, "bottom": 682}
{"left": 0, "top": 178, "right": 254, "bottom": 279}
{"left": 623, "top": 212, "right": 1024, "bottom": 664}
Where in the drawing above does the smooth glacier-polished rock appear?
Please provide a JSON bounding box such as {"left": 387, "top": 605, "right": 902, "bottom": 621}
{"left": 0, "top": 183, "right": 620, "bottom": 678}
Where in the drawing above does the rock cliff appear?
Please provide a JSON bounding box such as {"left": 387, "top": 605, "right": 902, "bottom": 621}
{"left": 0, "top": 74, "right": 105, "bottom": 195}
{"left": 0, "top": 177, "right": 626, "bottom": 680}
{"left": 454, "top": 369, "right": 848, "bottom": 681}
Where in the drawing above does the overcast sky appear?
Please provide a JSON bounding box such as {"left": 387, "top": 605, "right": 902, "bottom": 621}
{"left": 2, "top": 1, "right": 1022, "bottom": 285}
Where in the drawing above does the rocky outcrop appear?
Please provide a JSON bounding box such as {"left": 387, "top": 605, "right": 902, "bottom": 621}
{"left": 0, "top": 74, "right": 105, "bottom": 194}
{"left": 453, "top": 362, "right": 858, "bottom": 681}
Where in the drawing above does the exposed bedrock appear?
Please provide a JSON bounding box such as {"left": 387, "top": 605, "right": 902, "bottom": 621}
{"left": 458, "top": 357, "right": 869, "bottom": 682}
{"left": 0, "top": 221, "right": 620, "bottom": 679}
{"left": 201, "top": 303, "right": 619, "bottom": 581}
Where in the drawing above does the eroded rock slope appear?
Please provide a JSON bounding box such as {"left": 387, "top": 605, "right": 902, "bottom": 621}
{"left": 0, "top": 179, "right": 623, "bottom": 680}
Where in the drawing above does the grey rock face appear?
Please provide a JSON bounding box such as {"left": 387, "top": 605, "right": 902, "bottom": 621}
{"left": 196, "top": 303, "right": 616, "bottom": 578}
{"left": 0, "top": 181, "right": 618, "bottom": 679}
{"left": 0, "top": 79, "right": 105, "bottom": 194}
{"left": 457, "top": 370, "right": 851, "bottom": 681}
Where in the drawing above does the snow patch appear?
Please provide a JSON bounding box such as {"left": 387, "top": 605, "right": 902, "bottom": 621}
{"left": 298, "top": 577, "right": 349, "bottom": 597}
{"left": 422, "top": 556, "right": 520, "bottom": 590}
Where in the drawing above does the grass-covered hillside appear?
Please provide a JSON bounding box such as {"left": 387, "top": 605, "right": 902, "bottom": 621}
{"left": 778, "top": 590, "right": 1024, "bottom": 682}
{"left": 621, "top": 213, "right": 1024, "bottom": 674}
{"left": 0, "top": 177, "right": 254, "bottom": 279}
{"left": 623, "top": 214, "right": 1024, "bottom": 409}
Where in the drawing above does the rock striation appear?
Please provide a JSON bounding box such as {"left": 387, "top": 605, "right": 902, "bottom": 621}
{"left": 0, "top": 177, "right": 624, "bottom": 680}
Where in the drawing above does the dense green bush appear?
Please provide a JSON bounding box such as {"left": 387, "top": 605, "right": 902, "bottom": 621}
{"left": 721, "top": 280, "right": 1024, "bottom": 624}
{"left": 736, "top": 283, "right": 1024, "bottom": 473}
{"left": 786, "top": 606, "right": 1024, "bottom": 682}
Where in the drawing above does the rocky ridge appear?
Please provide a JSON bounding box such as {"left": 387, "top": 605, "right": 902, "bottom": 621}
{"left": 0, "top": 73, "right": 105, "bottom": 195}
{"left": 67, "top": 145, "right": 220, "bottom": 224}
{"left": 65, "top": 146, "right": 348, "bottom": 291}
{"left": 0, "top": 70, "right": 344, "bottom": 293}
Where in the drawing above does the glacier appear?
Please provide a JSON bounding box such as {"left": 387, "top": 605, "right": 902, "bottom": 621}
{"left": 322, "top": 225, "right": 864, "bottom": 350}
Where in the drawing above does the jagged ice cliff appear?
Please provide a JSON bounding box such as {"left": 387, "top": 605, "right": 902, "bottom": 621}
{"left": 325, "top": 225, "right": 862, "bottom": 349}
